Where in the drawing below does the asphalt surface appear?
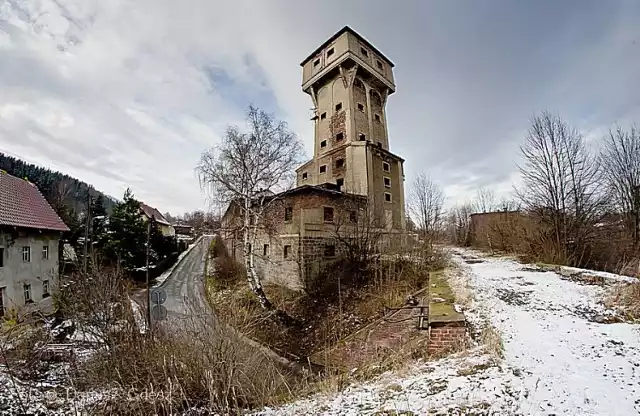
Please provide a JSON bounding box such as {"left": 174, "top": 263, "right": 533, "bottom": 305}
{"left": 155, "top": 235, "right": 214, "bottom": 326}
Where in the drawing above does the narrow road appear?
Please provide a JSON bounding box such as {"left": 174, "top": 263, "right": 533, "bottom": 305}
{"left": 157, "top": 235, "right": 214, "bottom": 324}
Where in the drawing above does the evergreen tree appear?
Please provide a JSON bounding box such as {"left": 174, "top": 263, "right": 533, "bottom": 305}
{"left": 104, "top": 189, "right": 147, "bottom": 269}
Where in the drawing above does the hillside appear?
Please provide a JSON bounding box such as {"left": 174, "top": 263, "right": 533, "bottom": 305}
{"left": 0, "top": 152, "right": 117, "bottom": 226}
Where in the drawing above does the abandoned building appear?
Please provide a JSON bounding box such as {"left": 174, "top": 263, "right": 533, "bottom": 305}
{"left": 221, "top": 26, "right": 407, "bottom": 290}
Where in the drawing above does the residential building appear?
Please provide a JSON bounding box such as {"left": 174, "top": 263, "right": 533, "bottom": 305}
{"left": 140, "top": 203, "right": 175, "bottom": 236}
{"left": 221, "top": 27, "right": 408, "bottom": 291}
{"left": 0, "top": 171, "right": 69, "bottom": 315}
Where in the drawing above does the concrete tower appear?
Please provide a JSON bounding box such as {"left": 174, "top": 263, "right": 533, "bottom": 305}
{"left": 296, "top": 26, "right": 406, "bottom": 230}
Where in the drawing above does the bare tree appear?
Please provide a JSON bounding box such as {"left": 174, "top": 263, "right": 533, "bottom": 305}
{"left": 516, "top": 112, "right": 604, "bottom": 264}
{"left": 408, "top": 172, "right": 445, "bottom": 244}
{"left": 196, "top": 105, "right": 303, "bottom": 311}
{"left": 473, "top": 188, "right": 497, "bottom": 213}
{"left": 446, "top": 202, "right": 473, "bottom": 246}
{"left": 601, "top": 125, "right": 640, "bottom": 247}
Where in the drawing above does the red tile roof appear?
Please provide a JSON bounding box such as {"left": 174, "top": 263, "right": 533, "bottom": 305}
{"left": 140, "top": 203, "right": 170, "bottom": 226}
{"left": 0, "top": 171, "right": 70, "bottom": 232}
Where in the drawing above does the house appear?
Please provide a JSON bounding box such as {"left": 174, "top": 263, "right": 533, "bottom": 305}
{"left": 221, "top": 27, "right": 409, "bottom": 291}
{"left": 0, "top": 171, "right": 69, "bottom": 316}
{"left": 140, "top": 203, "right": 175, "bottom": 236}
{"left": 173, "top": 223, "right": 193, "bottom": 236}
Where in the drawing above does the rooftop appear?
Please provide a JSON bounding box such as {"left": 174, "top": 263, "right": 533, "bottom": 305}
{"left": 0, "top": 171, "right": 69, "bottom": 232}
{"left": 140, "top": 203, "right": 171, "bottom": 226}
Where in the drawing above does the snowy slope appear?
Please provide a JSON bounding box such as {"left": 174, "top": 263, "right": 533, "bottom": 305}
{"left": 258, "top": 249, "right": 640, "bottom": 416}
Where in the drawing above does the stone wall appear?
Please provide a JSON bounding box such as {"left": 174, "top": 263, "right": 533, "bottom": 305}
{"left": 427, "top": 321, "right": 467, "bottom": 355}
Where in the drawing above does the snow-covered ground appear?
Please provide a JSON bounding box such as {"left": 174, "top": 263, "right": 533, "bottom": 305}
{"left": 152, "top": 235, "right": 204, "bottom": 288}
{"left": 258, "top": 249, "right": 640, "bottom": 416}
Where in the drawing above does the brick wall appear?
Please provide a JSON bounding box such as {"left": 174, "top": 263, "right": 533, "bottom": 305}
{"left": 428, "top": 321, "right": 467, "bottom": 355}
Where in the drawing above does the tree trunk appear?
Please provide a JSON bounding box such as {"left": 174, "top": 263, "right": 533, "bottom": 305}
{"left": 242, "top": 199, "right": 273, "bottom": 311}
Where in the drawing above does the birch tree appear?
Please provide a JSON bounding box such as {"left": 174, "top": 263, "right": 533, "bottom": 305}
{"left": 196, "top": 105, "right": 303, "bottom": 310}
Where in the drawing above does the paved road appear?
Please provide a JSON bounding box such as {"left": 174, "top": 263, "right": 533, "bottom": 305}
{"left": 156, "top": 235, "right": 214, "bottom": 326}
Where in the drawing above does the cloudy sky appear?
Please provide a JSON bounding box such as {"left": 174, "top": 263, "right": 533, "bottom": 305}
{"left": 1, "top": 0, "right": 639, "bottom": 214}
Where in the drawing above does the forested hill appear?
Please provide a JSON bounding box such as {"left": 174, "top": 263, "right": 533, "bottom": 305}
{"left": 0, "top": 152, "right": 117, "bottom": 223}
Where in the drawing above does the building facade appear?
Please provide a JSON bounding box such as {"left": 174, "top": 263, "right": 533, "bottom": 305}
{"left": 0, "top": 172, "right": 69, "bottom": 316}
{"left": 221, "top": 27, "right": 407, "bottom": 290}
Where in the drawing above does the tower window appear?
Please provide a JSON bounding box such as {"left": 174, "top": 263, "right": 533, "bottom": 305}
{"left": 376, "top": 60, "right": 384, "bottom": 70}
{"left": 324, "top": 244, "right": 336, "bottom": 258}
{"left": 385, "top": 192, "right": 392, "bottom": 202}
{"left": 384, "top": 177, "right": 391, "bottom": 188}
{"left": 376, "top": 141, "right": 382, "bottom": 148}
{"left": 357, "top": 103, "right": 364, "bottom": 112}
{"left": 335, "top": 102, "right": 342, "bottom": 112}
{"left": 336, "top": 132, "right": 344, "bottom": 141}
{"left": 263, "top": 244, "right": 269, "bottom": 256}
{"left": 327, "top": 47, "right": 334, "bottom": 57}
{"left": 360, "top": 47, "right": 369, "bottom": 57}
{"left": 313, "top": 58, "right": 320, "bottom": 67}
{"left": 335, "top": 158, "right": 345, "bottom": 169}
{"left": 324, "top": 207, "right": 334, "bottom": 223}
{"left": 319, "top": 165, "right": 327, "bottom": 173}
{"left": 283, "top": 245, "right": 291, "bottom": 259}
{"left": 374, "top": 114, "right": 381, "bottom": 122}
{"left": 349, "top": 210, "right": 357, "bottom": 223}
{"left": 284, "top": 206, "right": 293, "bottom": 221}
{"left": 358, "top": 133, "right": 366, "bottom": 141}
{"left": 383, "top": 162, "right": 390, "bottom": 172}
{"left": 320, "top": 112, "right": 327, "bottom": 120}
{"left": 336, "top": 178, "right": 344, "bottom": 189}
{"left": 320, "top": 140, "right": 327, "bottom": 148}
{"left": 302, "top": 172, "right": 308, "bottom": 180}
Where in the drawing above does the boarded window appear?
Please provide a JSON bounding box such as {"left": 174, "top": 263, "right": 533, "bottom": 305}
{"left": 324, "top": 244, "right": 336, "bottom": 257}
{"left": 283, "top": 245, "right": 291, "bottom": 259}
{"left": 319, "top": 165, "right": 327, "bottom": 173}
{"left": 324, "top": 207, "right": 334, "bottom": 223}
{"left": 284, "top": 207, "right": 293, "bottom": 221}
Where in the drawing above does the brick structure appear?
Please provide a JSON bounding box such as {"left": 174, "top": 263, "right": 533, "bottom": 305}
{"left": 428, "top": 321, "right": 467, "bottom": 355}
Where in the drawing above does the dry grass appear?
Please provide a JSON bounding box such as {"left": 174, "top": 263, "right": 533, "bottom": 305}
{"left": 479, "top": 325, "right": 504, "bottom": 360}
{"left": 605, "top": 282, "right": 640, "bottom": 321}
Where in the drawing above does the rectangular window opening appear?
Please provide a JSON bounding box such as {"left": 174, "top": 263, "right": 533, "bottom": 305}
{"left": 24, "top": 284, "right": 32, "bottom": 303}
{"left": 42, "top": 245, "right": 49, "bottom": 260}
{"left": 349, "top": 210, "right": 357, "bottom": 223}
{"left": 284, "top": 206, "right": 293, "bottom": 222}
{"left": 335, "top": 158, "right": 345, "bottom": 169}
{"left": 377, "top": 141, "right": 383, "bottom": 148}
{"left": 327, "top": 47, "right": 334, "bottom": 57}
{"left": 319, "top": 165, "right": 327, "bottom": 173}
{"left": 263, "top": 244, "right": 269, "bottom": 256}
{"left": 335, "top": 102, "right": 342, "bottom": 112}
{"left": 283, "top": 245, "right": 291, "bottom": 259}
{"left": 302, "top": 172, "right": 308, "bottom": 180}
{"left": 384, "top": 177, "right": 391, "bottom": 188}
{"left": 320, "top": 112, "right": 327, "bottom": 120}
{"left": 385, "top": 192, "right": 392, "bottom": 202}
{"left": 358, "top": 133, "right": 366, "bottom": 141}
{"left": 360, "top": 47, "right": 369, "bottom": 57}
{"left": 377, "top": 60, "right": 384, "bottom": 70}
{"left": 320, "top": 140, "right": 327, "bottom": 148}
{"left": 42, "top": 280, "right": 50, "bottom": 298}
{"left": 357, "top": 103, "right": 364, "bottom": 112}
{"left": 22, "top": 246, "right": 30, "bottom": 262}
{"left": 0, "top": 248, "right": 4, "bottom": 267}
{"left": 324, "top": 207, "right": 334, "bottom": 223}
{"left": 0, "top": 287, "right": 4, "bottom": 318}
{"left": 374, "top": 114, "right": 381, "bottom": 122}
{"left": 336, "top": 132, "right": 344, "bottom": 141}
{"left": 313, "top": 58, "right": 320, "bottom": 67}
{"left": 336, "top": 178, "right": 344, "bottom": 190}
{"left": 324, "top": 244, "right": 336, "bottom": 258}
{"left": 383, "top": 162, "right": 390, "bottom": 172}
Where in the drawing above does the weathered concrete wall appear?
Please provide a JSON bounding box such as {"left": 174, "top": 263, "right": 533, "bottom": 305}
{"left": 0, "top": 231, "right": 59, "bottom": 312}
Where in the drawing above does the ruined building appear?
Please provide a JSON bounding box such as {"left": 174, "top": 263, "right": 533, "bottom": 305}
{"left": 222, "top": 26, "right": 407, "bottom": 290}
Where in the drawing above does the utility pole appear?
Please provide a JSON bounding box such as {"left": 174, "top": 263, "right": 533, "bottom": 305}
{"left": 83, "top": 194, "right": 91, "bottom": 273}
{"left": 146, "top": 219, "right": 152, "bottom": 334}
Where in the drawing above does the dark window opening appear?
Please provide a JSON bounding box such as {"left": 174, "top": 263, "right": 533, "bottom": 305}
{"left": 0, "top": 248, "right": 3, "bottom": 267}
{"left": 384, "top": 177, "right": 391, "bottom": 188}
{"left": 320, "top": 140, "right": 327, "bottom": 148}
{"left": 383, "top": 162, "right": 390, "bottom": 172}
{"left": 359, "top": 133, "right": 366, "bottom": 141}
{"left": 42, "top": 280, "right": 50, "bottom": 298}
{"left": 263, "top": 244, "right": 269, "bottom": 256}
{"left": 24, "top": 284, "right": 32, "bottom": 303}
{"left": 319, "top": 165, "right": 327, "bottom": 173}
{"left": 385, "top": 193, "right": 392, "bottom": 202}
{"left": 374, "top": 114, "right": 381, "bottom": 122}
{"left": 324, "top": 207, "right": 334, "bottom": 223}
{"left": 249, "top": 215, "right": 256, "bottom": 225}
{"left": 335, "top": 102, "right": 342, "bottom": 112}
{"left": 349, "top": 210, "right": 357, "bottom": 223}
{"left": 324, "top": 244, "right": 336, "bottom": 257}
{"left": 376, "top": 60, "right": 384, "bottom": 70}
{"left": 0, "top": 288, "right": 4, "bottom": 317}
{"left": 377, "top": 141, "right": 382, "bottom": 148}
{"left": 357, "top": 103, "right": 364, "bottom": 112}
{"left": 335, "top": 158, "right": 345, "bottom": 169}
{"left": 360, "top": 47, "right": 369, "bottom": 57}
{"left": 313, "top": 58, "right": 320, "bottom": 67}
{"left": 283, "top": 245, "right": 291, "bottom": 259}
{"left": 284, "top": 206, "right": 293, "bottom": 221}
{"left": 336, "top": 132, "right": 344, "bottom": 141}
{"left": 302, "top": 172, "right": 308, "bottom": 180}
{"left": 336, "top": 178, "right": 344, "bottom": 190}
{"left": 327, "top": 47, "right": 334, "bottom": 57}
{"left": 320, "top": 112, "right": 327, "bottom": 120}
